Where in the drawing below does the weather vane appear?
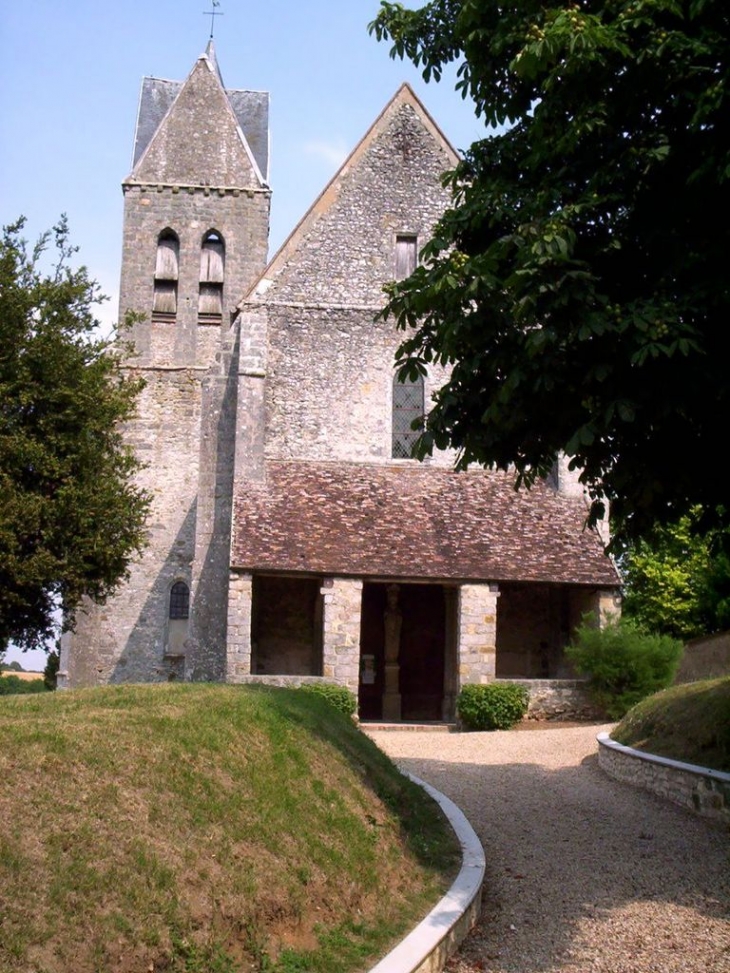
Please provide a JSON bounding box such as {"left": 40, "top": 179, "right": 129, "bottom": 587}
{"left": 203, "top": 1, "right": 223, "bottom": 39}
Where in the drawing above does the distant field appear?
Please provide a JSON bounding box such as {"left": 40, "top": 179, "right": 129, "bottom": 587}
{"left": 0, "top": 683, "right": 459, "bottom": 973}
{"left": 0, "top": 670, "right": 44, "bottom": 681}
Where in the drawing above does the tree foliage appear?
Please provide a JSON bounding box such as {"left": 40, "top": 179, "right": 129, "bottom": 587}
{"left": 621, "top": 510, "right": 730, "bottom": 639}
{"left": 0, "top": 218, "right": 150, "bottom": 653}
{"left": 370, "top": 1, "right": 730, "bottom": 543}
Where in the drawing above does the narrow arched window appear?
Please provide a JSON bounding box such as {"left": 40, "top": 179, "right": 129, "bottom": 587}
{"left": 169, "top": 581, "right": 190, "bottom": 620}
{"left": 153, "top": 230, "right": 179, "bottom": 321}
{"left": 392, "top": 372, "right": 424, "bottom": 459}
{"left": 198, "top": 230, "right": 225, "bottom": 324}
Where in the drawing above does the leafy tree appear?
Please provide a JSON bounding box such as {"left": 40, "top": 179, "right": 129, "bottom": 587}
{"left": 621, "top": 511, "right": 730, "bottom": 639}
{"left": 370, "top": 1, "right": 730, "bottom": 543}
{"left": 0, "top": 218, "right": 150, "bottom": 654}
{"left": 621, "top": 512, "right": 712, "bottom": 640}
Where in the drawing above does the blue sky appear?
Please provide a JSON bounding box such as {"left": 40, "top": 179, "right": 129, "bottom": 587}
{"left": 1, "top": 0, "right": 487, "bottom": 669}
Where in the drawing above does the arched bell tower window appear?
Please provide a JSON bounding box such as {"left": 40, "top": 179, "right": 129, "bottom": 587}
{"left": 392, "top": 372, "right": 425, "bottom": 459}
{"left": 198, "top": 230, "right": 225, "bottom": 324}
{"left": 152, "top": 230, "right": 179, "bottom": 322}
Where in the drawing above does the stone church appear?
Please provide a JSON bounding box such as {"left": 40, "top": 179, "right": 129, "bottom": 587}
{"left": 59, "top": 42, "right": 620, "bottom": 720}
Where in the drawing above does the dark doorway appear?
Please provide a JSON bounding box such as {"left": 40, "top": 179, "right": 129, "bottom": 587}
{"left": 359, "top": 582, "right": 446, "bottom": 721}
{"left": 251, "top": 576, "right": 323, "bottom": 675}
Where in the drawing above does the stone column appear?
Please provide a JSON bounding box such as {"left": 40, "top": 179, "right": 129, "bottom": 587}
{"left": 457, "top": 584, "right": 499, "bottom": 690}
{"left": 321, "top": 578, "right": 363, "bottom": 693}
{"left": 225, "top": 571, "right": 253, "bottom": 682}
{"left": 382, "top": 584, "right": 402, "bottom": 721}
{"left": 595, "top": 588, "right": 622, "bottom": 626}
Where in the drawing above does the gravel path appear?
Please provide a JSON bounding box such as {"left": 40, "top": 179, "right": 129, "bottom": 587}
{"left": 367, "top": 724, "right": 730, "bottom": 973}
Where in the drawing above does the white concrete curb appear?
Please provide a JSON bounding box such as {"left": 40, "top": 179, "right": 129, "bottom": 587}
{"left": 367, "top": 773, "right": 485, "bottom": 973}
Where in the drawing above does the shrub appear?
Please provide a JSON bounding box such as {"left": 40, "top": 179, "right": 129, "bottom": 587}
{"left": 0, "top": 674, "right": 47, "bottom": 696}
{"left": 457, "top": 682, "right": 529, "bottom": 731}
{"left": 565, "top": 615, "right": 683, "bottom": 719}
{"left": 299, "top": 682, "right": 358, "bottom": 717}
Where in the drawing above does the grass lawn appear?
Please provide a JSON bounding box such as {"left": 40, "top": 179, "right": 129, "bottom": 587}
{"left": 611, "top": 676, "right": 730, "bottom": 773}
{"left": 0, "top": 683, "right": 460, "bottom": 973}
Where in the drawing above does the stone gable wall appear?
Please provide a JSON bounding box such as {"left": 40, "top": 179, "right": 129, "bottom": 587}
{"left": 266, "top": 102, "right": 454, "bottom": 308}
{"left": 257, "top": 100, "right": 456, "bottom": 467}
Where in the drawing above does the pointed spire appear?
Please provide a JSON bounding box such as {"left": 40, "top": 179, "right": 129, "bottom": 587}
{"left": 204, "top": 38, "right": 225, "bottom": 88}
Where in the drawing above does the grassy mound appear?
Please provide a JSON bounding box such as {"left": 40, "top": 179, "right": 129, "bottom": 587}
{"left": 0, "top": 683, "right": 459, "bottom": 973}
{"left": 611, "top": 676, "right": 730, "bottom": 772}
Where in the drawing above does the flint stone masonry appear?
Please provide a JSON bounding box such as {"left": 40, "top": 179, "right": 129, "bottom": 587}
{"left": 263, "top": 307, "right": 452, "bottom": 466}
{"left": 64, "top": 370, "right": 202, "bottom": 686}
{"left": 597, "top": 733, "right": 730, "bottom": 825}
{"left": 260, "top": 101, "right": 456, "bottom": 308}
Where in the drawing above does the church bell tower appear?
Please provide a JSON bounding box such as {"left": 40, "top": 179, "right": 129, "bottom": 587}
{"left": 60, "top": 42, "right": 271, "bottom": 686}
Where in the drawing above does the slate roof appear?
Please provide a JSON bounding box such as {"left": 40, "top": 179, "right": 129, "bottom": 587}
{"left": 232, "top": 461, "right": 620, "bottom": 587}
{"left": 131, "top": 54, "right": 269, "bottom": 179}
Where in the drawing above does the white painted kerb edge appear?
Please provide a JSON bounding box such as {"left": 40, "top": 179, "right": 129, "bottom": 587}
{"left": 367, "top": 772, "right": 485, "bottom": 973}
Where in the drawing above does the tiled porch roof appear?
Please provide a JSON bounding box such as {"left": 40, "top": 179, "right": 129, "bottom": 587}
{"left": 231, "top": 460, "right": 620, "bottom": 586}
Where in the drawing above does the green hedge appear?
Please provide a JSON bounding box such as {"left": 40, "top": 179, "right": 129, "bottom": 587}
{"left": 299, "top": 683, "right": 358, "bottom": 717}
{"left": 457, "top": 683, "right": 529, "bottom": 731}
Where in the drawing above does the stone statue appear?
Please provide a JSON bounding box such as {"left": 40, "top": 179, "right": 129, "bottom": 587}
{"left": 384, "top": 584, "right": 402, "bottom": 663}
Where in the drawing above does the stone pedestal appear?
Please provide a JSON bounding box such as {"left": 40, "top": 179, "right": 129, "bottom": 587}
{"left": 382, "top": 584, "right": 402, "bottom": 720}
{"left": 382, "top": 662, "right": 402, "bottom": 720}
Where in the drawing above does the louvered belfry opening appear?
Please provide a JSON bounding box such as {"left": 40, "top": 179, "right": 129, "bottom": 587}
{"left": 198, "top": 230, "right": 225, "bottom": 324}
{"left": 392, "top": 372, "right": 424, "bottom": 458}
{"left": 152, "top": 230, "right": 179, "bottom": 322}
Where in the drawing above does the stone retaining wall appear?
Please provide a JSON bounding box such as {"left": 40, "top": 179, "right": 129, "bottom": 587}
{"left": 597, "top": 733, "right": 730, "bottom": 825}
{"left": 500, "top": 679, "right": 604, "bottom": 721}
